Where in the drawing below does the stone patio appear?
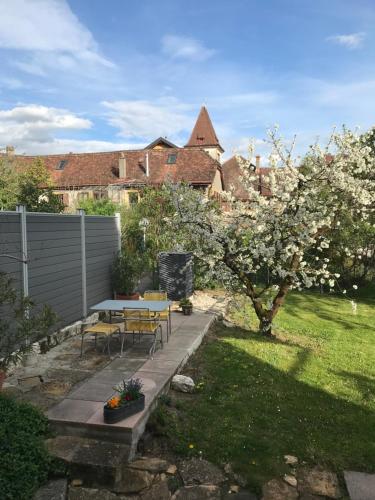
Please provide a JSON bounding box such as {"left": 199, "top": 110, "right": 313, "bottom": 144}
{"left": 47, "top": 310, "right": 215, "bottom": 458}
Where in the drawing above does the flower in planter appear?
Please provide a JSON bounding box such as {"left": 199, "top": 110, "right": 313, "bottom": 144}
{"left": 105, "top": 378, "right": 144, "bottom": 409}
{"left": 106, "top": 396, "right": 121, "bottom": 409}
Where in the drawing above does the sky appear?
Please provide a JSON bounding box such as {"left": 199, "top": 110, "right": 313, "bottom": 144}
{"left": 0, "top": 0, "right": 374, "bottom": 160}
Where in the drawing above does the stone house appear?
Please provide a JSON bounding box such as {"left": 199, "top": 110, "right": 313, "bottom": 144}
{"left": 5, "top": 107, "right": 225, "bottom": 211}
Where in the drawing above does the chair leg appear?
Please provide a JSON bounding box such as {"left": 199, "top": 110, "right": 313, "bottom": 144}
{"left": 149, "top": 334, "right": 157, "bottom": 359}
{"left": 107, "top": 336, "right": 111, "bottom": 358}
{"left": 120, "top": 333, "right": 125, "bottom": 357}
{"left": 80, "top": 334, "right": 84, "bottom": 357}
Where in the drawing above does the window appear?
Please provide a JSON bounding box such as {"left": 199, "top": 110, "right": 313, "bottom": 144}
{"left": 128, "top": 192, "right": 139, "bottom": 205}
{"left": 55, "top": 160, "right": 68, "bottom": 170}
{"left": 93, "top": 190, "right": 107, "bottom": 200}
{"left": 78, "top": 192, "right": 89, "bottom": 201}
{"left": 167, "top": 153, "right": 177, "bottom": 164}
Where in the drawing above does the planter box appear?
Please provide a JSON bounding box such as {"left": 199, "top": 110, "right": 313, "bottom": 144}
{"left": 103, "top": 394, "right": 145, "bottom": 424}
{"left": 182, "top": 306, "right": 193, "bottom": 316}
{"left": 114, "top": 292, "right": 140, "bottom": 300}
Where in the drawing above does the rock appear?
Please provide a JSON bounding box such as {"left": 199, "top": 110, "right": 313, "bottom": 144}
{"left": 40, "top": 380, "right": 71, "bottom": 397}
{"left": 114, "top": 468, "right": 153, "bottom": 494}
{"left": 223, "top": 491, "right": 258, "bottom": 500}
{"left": 344, "top": 470, "right": 375, "bottom": 500}
{"left": 128, "top": 457, "right": 169, "bottom": 473}
{"left": 284, "top": 455, "right": 298, "bottom": 466}
{"left": 283, "top": 474, "right": 297, "bottom": 487}
{"left": 171, "top": 375, "right": 195, "bottom": 393}
{"left": 18, "top": 374, "right": 43, "bottom": 388}
{"left": 230, "top": 485, "right": 240, "bottom": 493}
{"left": 223, "top": 320, "right": 235, "bottom": 328}
{"left": 47, "top": 437, "right": 129, "bottom": 489}
{"left": 172, "top": 485, "right": 221, "bottom": 499}
{"left": 167, "top": 465, "right": 177, "bottom": 475}
{"left": 233, "top": 473, "right": 247, "bottom": 488}
{"left": 140, "top": 479, "right": 171, "bottom": 499}
{"left": 297, "top": 467, "right": 341, "bottom": 498}
{"left": 224, "top": 463, "right": 233, "bottom": 475}
{"left": 71, "top": 480, "right": 83, "bottom": 487}
{"left": 262, "top": 478, "right": 298, "bottom": 500}
{"left": 299, "top": 495, "right": 324, "bottom": 500}
{"left": 68, "top": 487, "right": 130, "bottom": 500}
{"left": 179, "top": 458, "right": 225, "bottom": 486}
{"left": 34, "top": 478, "right": 68, "bottom": 499}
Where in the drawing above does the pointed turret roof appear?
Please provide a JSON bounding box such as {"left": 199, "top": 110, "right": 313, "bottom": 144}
{"left": 185, "top": 106, "right": 224, "bottom": 152}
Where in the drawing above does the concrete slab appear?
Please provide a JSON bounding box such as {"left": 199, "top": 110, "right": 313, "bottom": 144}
{"left": 344, "top": 471, "right": 375, "bottom": 500}
{"left": 102, "top": 358, "right": 146, "bottom": 371}
{"left": 48, "top": 399, "right": 103, "bottom": 422}
{"left": 68, "top": 382, "right": 114, "bottom": 402}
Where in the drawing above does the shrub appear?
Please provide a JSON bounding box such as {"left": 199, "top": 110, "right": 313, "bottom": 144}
{"left": 0, "top": 394, "right": 52, "bottom": 499}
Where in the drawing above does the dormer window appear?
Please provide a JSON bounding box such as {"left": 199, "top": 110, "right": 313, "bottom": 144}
{"left": 56, "top": 160, "right": 68, "bottom": 170}
{"left": 167, "top": 153, "right": 177, "bottom": 164}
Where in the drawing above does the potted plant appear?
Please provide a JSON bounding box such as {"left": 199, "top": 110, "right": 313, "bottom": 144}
{"left": 104, "top": 378, "right": 145, "bottom": 424}
{"left": 111, "top": 252, "right": 142, "bottom": 300}
{"left": 180, "top": 298, "right": 193, "bottom": 316}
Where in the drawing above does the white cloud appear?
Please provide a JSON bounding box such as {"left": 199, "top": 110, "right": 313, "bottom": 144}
{"left": 102, "top": 99, "right": 192, "bottom": 140}
{"left": 0, "top": 0, "right": 113, "bottom": 76}
{"left": 326, "top": 32, "right": 365, "bottom": 49}
{"left": 0, "top": 104, "right": 90, "bottom": 149}
{"left": 161, "top": 35, "right": 216, "bottom": 62}
{"left": 11, "top": 139, "right": 146, "bottom": 155}
{"left": 0, "top": 103, "right": 147, "bottom": 155}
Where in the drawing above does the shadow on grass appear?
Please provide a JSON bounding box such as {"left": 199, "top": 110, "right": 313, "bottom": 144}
{"left": 172, "top": 324, "right": 375, "bottom": 490}
{"left": 333, "top": 369, "right": 375, "bottom": 402}
{"left": 279, "top": 292, "right": 374, "bottom": 333}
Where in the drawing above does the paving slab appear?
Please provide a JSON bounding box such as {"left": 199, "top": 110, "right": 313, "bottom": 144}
{"left": 48, "top": 399, "right": 103, "bottom": 422}
{"left": 344, "top": 471, "right": 375, "bottom": 500}
{"left": 48, "top": 311, "right": 215, "bottom": 456}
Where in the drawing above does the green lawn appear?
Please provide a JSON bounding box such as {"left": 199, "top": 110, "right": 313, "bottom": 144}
{"left": 161, "top": 289, "right": 375, "bottom": 492}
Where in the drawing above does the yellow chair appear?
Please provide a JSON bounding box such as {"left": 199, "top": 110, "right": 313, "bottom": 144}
{"left": 144, "top": 290, "right": 170, "bottom": 341}
{"left": 123, "top": 308, "right": 163, "bottom": 358}
{"left": 80, "top": 322, "right": 122, "bottom": 358}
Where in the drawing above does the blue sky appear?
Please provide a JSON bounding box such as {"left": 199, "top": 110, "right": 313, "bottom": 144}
{"left": 0, "top": 0, "right": 374, "bottom": 159}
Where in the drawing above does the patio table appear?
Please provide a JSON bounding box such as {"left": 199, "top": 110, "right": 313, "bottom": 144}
{"left": 90, "top": 299, "right": 173, "bottom": 339}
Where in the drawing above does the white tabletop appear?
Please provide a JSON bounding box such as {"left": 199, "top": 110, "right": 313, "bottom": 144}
{"left": 90, "top": 299, "right": 172, "bottom": 313}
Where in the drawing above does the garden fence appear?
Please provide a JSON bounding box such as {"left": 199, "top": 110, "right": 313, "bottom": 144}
{"left": 0, "top": 206, "right": 121, "bottom": 329}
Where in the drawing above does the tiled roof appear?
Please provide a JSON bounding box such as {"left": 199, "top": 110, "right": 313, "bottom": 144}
{"left": 222, "top": 155, "right": 271, "bottom": 199}
{"left": 11, "top": 147, "right": 219, "bottom": 188}
{"left": 185, "top": 106, "right": 224, "bottom": 152}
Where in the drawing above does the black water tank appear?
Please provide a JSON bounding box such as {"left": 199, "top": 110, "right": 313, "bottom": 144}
{"left": 158, "top": 252, "right": 194, "bottom": 300}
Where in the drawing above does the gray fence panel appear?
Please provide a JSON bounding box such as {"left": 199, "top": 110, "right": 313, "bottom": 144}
{"left": 0, "top": 211, "right": 120, "bottom": 337}
{"left": 85, "top": 216, "right": 119, "bottom": 308}
{"left": 27, "top": 214, "right": 83, "bottom": 327}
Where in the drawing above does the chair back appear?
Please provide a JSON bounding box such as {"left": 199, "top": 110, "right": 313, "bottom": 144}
{"left": 123, "top": 307, "right": 151, "bottom": 319}
{"left": 144, "top": 290, "right": 167, "bottom": 301}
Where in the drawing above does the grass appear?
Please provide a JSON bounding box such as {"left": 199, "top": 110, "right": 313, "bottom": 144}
{"left": 160, "top": 288, "right": 375, "bottom": 492}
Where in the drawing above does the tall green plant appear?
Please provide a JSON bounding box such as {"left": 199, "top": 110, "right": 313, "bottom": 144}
{"left": 77, "top": 197, "right": 120, "bottom": 215}
{"left": 0, "top": 272, "right": 57, "bottom": 373}
{"left": 18, "top": 158, "right": 65, "bottom": 213}
{"left": 0, "top": 158, "right": 20, "bottom": 210}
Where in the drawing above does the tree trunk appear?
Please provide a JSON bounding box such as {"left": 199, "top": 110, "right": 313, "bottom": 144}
{"left": 259, "top": 317, "right": 273, "bottom": 337}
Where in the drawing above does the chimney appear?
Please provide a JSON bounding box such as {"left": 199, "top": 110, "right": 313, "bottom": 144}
{"left": 255, "top": 155, "right": 261, "bottom": 169}
{"left": 6, "top": 145, "right": 15, "bottom": 156}
{"left": 145, "top": 152, "right": 149, "bottom": 177}
{"left": 119, "top": 152, "right": 126, "bottom": 178}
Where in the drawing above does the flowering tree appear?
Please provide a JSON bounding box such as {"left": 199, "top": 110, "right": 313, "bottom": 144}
{"left": 170, "top": 128, "right": 375, "bottom": 335}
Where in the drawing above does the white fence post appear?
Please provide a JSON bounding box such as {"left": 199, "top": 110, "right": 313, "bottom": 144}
{"left": 16, "top": 204, "right": 29, "bottom": 298}
{"left": 78, "top": 209, "right": 87, "bottom": 318}
{"left": 115, "top": 212, "right": 121, "bottom": 253}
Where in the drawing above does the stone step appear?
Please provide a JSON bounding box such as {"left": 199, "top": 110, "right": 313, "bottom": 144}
{"left": 46, "top": 436, "right": 130, "bottom": 489}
